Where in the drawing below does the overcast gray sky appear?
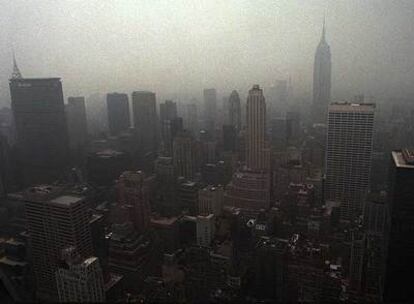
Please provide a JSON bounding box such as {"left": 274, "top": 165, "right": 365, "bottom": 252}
{"left": 1, "top": 0, "right": 414, "bottom": 106}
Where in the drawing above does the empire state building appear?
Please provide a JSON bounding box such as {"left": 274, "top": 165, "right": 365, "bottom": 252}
{"left": 312, "top": 20, "right": 331, "bottom": 124}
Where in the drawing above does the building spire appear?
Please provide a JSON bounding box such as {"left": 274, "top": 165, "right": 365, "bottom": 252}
{"left": 11, "top": 50, "right": 23, "bottom": 79}
{"left": 321, "top": 15, "right": 326, "bottom": 42}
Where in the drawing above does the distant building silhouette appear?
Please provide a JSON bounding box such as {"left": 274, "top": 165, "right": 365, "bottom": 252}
{"left": 66, "top": 96, "right": 88, "bottom": 150}
{"left": 228, "top": 90, "right": 241, "bottom": 131}
{"left": 203, "top": 89, "right": 217, "bottom": 136}
{"left": 106, "top": 93, "right": 130, "bottom": 136}
{"left": 132, "top": 91, "right": 158, "bottom": 154}
{"left": 10, "top": 76, "right": 69, "bottom": 185}
{"left": 312, "top": 19, "right": 331, "bottom": 124}
{"left": 246, "top": 85, "right": 268, "bottom": 171}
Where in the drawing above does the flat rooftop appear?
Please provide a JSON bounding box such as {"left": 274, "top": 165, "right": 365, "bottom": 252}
{"left": 329, "top": 102, "right": 376, "bottom": 112}
{"left": 392, "top": 149, "right": 414, "bottom": 169}
{"left": 49, "top": 195, "right": 84, "bottom": 206}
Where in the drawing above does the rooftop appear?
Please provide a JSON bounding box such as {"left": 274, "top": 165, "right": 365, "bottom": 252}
{"left": 49, "top": 195, "right": 84, "bottom": 206}
{"left": 329, "top": 102, "right": 376, "bottom": 112}
{"left": 392, "top": 149, "right": 414, "bottom": 168}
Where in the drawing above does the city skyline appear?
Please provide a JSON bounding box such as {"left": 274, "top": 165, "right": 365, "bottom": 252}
{"left": 1, "top": 1, "right": 414, "bottom": 107}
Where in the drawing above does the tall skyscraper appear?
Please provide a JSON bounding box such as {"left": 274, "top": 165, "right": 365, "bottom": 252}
{"left": 173, "top": 130, "right": 197, "bottom": 180}
{"left": 160, "top": 100, "right": 177, "bottom": 122}
{"left": 107, "top": 93, "right": 130, "bottom": 136}
{"left": 56, "top": 247, "right": 105, "bottom": 303}
{"left": 10, "top": 76, "right": 69, "bottom": 185}
{"left": 228, "top": 90, "right": 241, "bottom": 131}
{"left": 325, "top": 102, "right": 375, "bottom": 220}
{"left": 132, "top": 91, "right": 158, "bottom": 154}
{"left": 117, "top": 170, "right": 151, "bottom": 233}
{"left": 203, "top": 89, "right": 217, "bottom": 136}
{"left": 160, "top": 100, "right": 182, "bottom": 155}
{"left": 184, "top": 102, "right": 199, "bottom": 136}
{"left": 66, "top": 96, "right": 88, "bottom": 150}
{"left": 384, "top": 149, "right": 414, "bottom": 302}
{"left": 23, "top": 186, "right": 93, "bottom": 300}
{"left": 246, "top": 85, "right": 267, "bottom": 171}
{"left": 312, "top": 20, "right": 332, "bottom": 124}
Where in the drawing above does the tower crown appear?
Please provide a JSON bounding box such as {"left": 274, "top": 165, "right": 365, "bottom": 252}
{"left": 11, "top": 52, "right": 23, "bottom": 79}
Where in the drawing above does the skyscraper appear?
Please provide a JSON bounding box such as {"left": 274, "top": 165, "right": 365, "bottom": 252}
{"left": 228, "top": 90, "right": 241, "bottom": 131}
{"left": 325, "top": 102, "right": 375, "bottom": 220}
{"left": 384, "top": 149, "right": 414, "bottom": 302}
{"left": 312, "top": 20, "right": 332, "bottom": 124}
{"left": 246, "top": 85, "right": 267, "bottom": 171}
{"left": 10, "top": 76, "right": 69, "bottom": 185}
{"left": 56, "top": 247, "right": 105, "bottom": 303}
{"left": 117, "top": 170, "right": 151, "bottom": 233}
{"left": 107, "top": 93, "right": 130, "bottom": 136}
{"left": 132, "top": 91, "right": 158, "bottom": 154}
{"left": 160, "top": 100, "right": 178, "bottom": 122}
{"left": 173, "top": 130, "right": 198, "bottom": 180}
{"left": 66, "top": 96, "right": 88, "bottom": 150}
{"left": 23, "top": 186, "right": 93, "bottom": 300}
{"left": 203, "top": 88, "right": 217, "bottom": 136}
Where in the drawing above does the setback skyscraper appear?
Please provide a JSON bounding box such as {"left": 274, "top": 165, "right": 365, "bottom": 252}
{"left": 107, "top": 93, "right": 130, "bottom": 136}
{"left": 325, "top": 102, "right": 375, "bottom": 221}
{"left": 10, "top": 75, "right": 69, "bottom": 185}
{"left": 312, "top": 20, "right": 331, "bottom": 124}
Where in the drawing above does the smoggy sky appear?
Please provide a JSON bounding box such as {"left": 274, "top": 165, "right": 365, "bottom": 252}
{"left": 1, "top": 0, "right": 414, "bottom": 107}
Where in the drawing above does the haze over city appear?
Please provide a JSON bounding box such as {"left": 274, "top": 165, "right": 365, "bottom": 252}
{"left": 1, "top": 0, "right": 414, "bottom": 107}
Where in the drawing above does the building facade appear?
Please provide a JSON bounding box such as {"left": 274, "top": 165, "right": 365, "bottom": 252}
{"left": 325, "top": 102, "right": 375, "bottom": 220}
{"left": 107, "top": 93, "right": 130, "bottom": 136}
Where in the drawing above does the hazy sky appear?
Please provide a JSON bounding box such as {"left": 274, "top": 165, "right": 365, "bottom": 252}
{"left": 1, "top": 0, "right": 414, "bottom": 107}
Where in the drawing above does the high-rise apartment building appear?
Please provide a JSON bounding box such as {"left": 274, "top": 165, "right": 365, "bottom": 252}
{"left": 23, "top": 186, "right": 93, "bottom": 300}
{"left": 203, "top": 89, "right": 217, "bottom": 136}
{"left": 107, "top": 93, "right": 130, "bottom": 136}
{"left": 228, "top": 90, "right": 241, "bottom": 131}
{"left": 246, "top": 85, "right": 267, "bottom": 171}
{"left": 66, "top": 96, "right": 88, "bottom": 150}
{"left": 10, "top": 77, "right": 69, "bottom": 184}
{"left": 325, "top": 102, "right": 375, "bottom": 220}
{"left": 56, "top": 247, "right": 105, "bottom": 303}
{"left": 384, "top": 149, "right": 414, "bottom": 302}
{"left": 132, "top": 91, "right": 158, "bottom": 154}
{"left": 312, "top": 21, "right": 331, "bottom": 124}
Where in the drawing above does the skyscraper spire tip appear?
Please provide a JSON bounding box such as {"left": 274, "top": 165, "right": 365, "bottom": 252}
{"left": 11, "top": 49, "right": 23, "bottom": 79}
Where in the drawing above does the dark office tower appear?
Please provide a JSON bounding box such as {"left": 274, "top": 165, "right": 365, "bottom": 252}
{"left": 10, "top": 77, "right": 69, "bottom": 185}
{"left": 173, "top": 130, "right": 197, "bottom": 180}
{"left": 184, "top": 102, "right": 199, "bottom": 135}
{"left": 228, "top": 90, "right": 241, "bottom": 131}
{"left": 203, "top": 88, "right": 217, "bottom": 135}
{"left": 312, "top": 19, "right": 331, "bottom": 124}
{"left": 160, "top": 100, "right": 181, "bottom": 155}
{"left": 384, "top": 149, "right": 414, "bottom": 302}
{"left": 325, "top": 102, "right": 375, "bottom": 221}
{"left": 162, "top": 117, "right": 183, "bottom": 156}
{"left": 132, "top": 91, "right": 158, "bottom": 154}
{"left": 160, "top": 100, "right": 177, "bottom": 122}
{"left": 106, "top": 93, "right": 130, "bottom": 136}
{"left": 246, "top": 85, "right": 267, "bottom": 171}
{"left": 66, "top": 97, "right": 88, "bottom": 150}
{"left": 23, "top": 186, "right": 93, "bottom": 301}
{"left": 222, "top": 125, "right": 237, "bottom": 152}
